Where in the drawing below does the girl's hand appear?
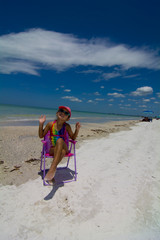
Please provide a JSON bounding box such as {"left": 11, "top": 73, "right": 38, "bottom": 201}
{"left": 75, "top": 122, "right": 81, "bottom": 131}
{"left": 39, "top": 115, "right": 46, "bottom": 124}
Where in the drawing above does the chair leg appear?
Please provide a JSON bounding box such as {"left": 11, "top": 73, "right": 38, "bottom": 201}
{"left": 40, "top": 159, "right": 42, "bottom": 171}
{"left": 43, "top": 155, "right": 46, "bottom": 185}
{"left": 74, "top": 144, "right": 77, "bottom": 181}
{"left": 66, "top": 155, "right": 70, "bottom": 168}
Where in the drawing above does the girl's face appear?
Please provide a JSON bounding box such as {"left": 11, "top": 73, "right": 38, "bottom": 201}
{"left": 57, "top": 108, "right": 70, "bottom": 121}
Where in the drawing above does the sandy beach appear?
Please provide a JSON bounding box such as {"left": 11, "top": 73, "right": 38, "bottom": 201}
{"left": 0, "top": 120, "right": 138, "bottom": 186}
{"left": 0, "top": 119, "right": 160, "bottom": 240}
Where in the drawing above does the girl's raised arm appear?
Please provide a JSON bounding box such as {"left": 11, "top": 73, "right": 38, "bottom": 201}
{"left": 39, "top": 115, "right": 51, "bottom": 138}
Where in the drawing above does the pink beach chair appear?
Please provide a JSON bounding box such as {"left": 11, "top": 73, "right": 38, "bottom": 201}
{"left": 40, "top": 131, "right": 77, "bottom": 186}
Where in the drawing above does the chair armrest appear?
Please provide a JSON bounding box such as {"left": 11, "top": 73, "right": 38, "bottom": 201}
{"left": 69, "top": 139, "right": 77, "bottom": 144}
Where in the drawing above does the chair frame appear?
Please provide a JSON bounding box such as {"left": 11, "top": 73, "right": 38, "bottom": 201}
{"left": 40, "top": 132, "right": 77, "bottom": 186}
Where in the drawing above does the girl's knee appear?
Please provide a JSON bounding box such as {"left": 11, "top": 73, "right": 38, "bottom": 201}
{"left": 56, "top": 138, "right": 68, "bottom": 152}
{"left": 56, "top": 138, "right": 64, "bottom": 145}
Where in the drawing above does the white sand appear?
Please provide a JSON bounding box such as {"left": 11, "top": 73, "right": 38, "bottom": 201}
{"left": 0, "top": 120, "right": 160, "bottom": 240}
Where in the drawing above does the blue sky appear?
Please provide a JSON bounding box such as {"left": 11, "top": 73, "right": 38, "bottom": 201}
{"left": 0, "top": 0, "right": 160, "bottom": 115}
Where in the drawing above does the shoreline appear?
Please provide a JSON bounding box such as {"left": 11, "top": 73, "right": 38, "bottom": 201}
{"left": 0, "top": 119, "right": 139, "bottom": 186}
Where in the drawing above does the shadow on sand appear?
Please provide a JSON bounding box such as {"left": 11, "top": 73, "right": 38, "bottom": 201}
{"left": 38, "top": 168, "right": 76, "bottom": 200}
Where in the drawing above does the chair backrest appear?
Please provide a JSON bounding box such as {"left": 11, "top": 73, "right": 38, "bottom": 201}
{"left": 44, "top": 131, "right": 52, "bottom": 153}
{"left": 44, "top": 128, "right": 69, "bottom": 154}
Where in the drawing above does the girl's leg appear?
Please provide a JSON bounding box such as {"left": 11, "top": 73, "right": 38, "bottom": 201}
{"left": 44, "top": 138, "right": 68, "bottom": 181}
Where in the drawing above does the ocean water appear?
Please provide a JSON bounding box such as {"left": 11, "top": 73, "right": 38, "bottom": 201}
{"left": 0, "top": 104, "right": 140, "bottom": 126}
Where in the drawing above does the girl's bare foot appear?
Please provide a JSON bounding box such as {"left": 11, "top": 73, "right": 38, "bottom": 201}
{"left": 46, "top": 178, "right": 55, "bottom": 186}
{"left": 44, "top": 168, "right": 56, "bottom": 181}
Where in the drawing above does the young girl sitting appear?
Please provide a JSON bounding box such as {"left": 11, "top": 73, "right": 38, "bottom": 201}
{"left": 39, "top": 106, "right": 81, "bottom": 185}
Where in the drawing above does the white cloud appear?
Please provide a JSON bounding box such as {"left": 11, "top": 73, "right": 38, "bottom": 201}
{"left": 143, "top": 99, "right": 150, "bottom": 102}
{"left": 64, "top": 89, "right": 71, "bottom": 92}
{"left": 107, "top": 92, "right": 125, "bottom": 98}
{"left": 62, "top": 96, "right": 82, "bottom": 102}
{"left": 102, "top": 72, "right": 121, "bottom": 80}
{"left": 78, "top": 69, "right": 102, "bottom": 74}
{"left": 94, "top": 92, "right": 100, "bottom": 96}
{"left": 156, "top": 92, "right": 160, "bottom": 98}
{"left": 125, "top": 104, "right": 131, "bottom": 107}
{"left": 123, "top": 74, "right": 140, "bottom": 79}
{"left": 87, "top": 100, "right": 93, "bottom": 103}
{"left": 128, "top": 99, "right": 138, "bottom": 102}
{"left": 100, "top": 86, "right": 104, "bottom": 89}
{"left": 0, "top": 28, "right": 160, "bottom": 75}
{"left": 95, "top": 98, "right": 104, "bottom": 101}
{"left": 131, "top": 86, "right": 153, "bottom": 96}
{"left": 112, "top": 88, "right": 123, "bottom": 92}
{"left": 139, "top": 105, "right": 147, "bottom": 108}
{"left": 0, "top": 60, "right": 39, "bottom": 75}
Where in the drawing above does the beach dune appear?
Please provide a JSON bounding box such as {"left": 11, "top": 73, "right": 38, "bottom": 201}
{"left": 0, "top": 120, "right": 160, "bottom": 240}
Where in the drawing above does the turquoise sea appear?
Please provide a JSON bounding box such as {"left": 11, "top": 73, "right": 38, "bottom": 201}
{"left": 0, "top": 104, "right": 140, "bottom": 126}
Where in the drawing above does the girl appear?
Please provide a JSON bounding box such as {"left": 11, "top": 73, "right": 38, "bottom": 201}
{"left": 39, "top": 106, "right": 81, "bottom": 185}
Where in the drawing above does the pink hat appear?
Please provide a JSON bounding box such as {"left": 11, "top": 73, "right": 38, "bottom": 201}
{"left": 59, "top": 106, "right": 71, "bottom": 117}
